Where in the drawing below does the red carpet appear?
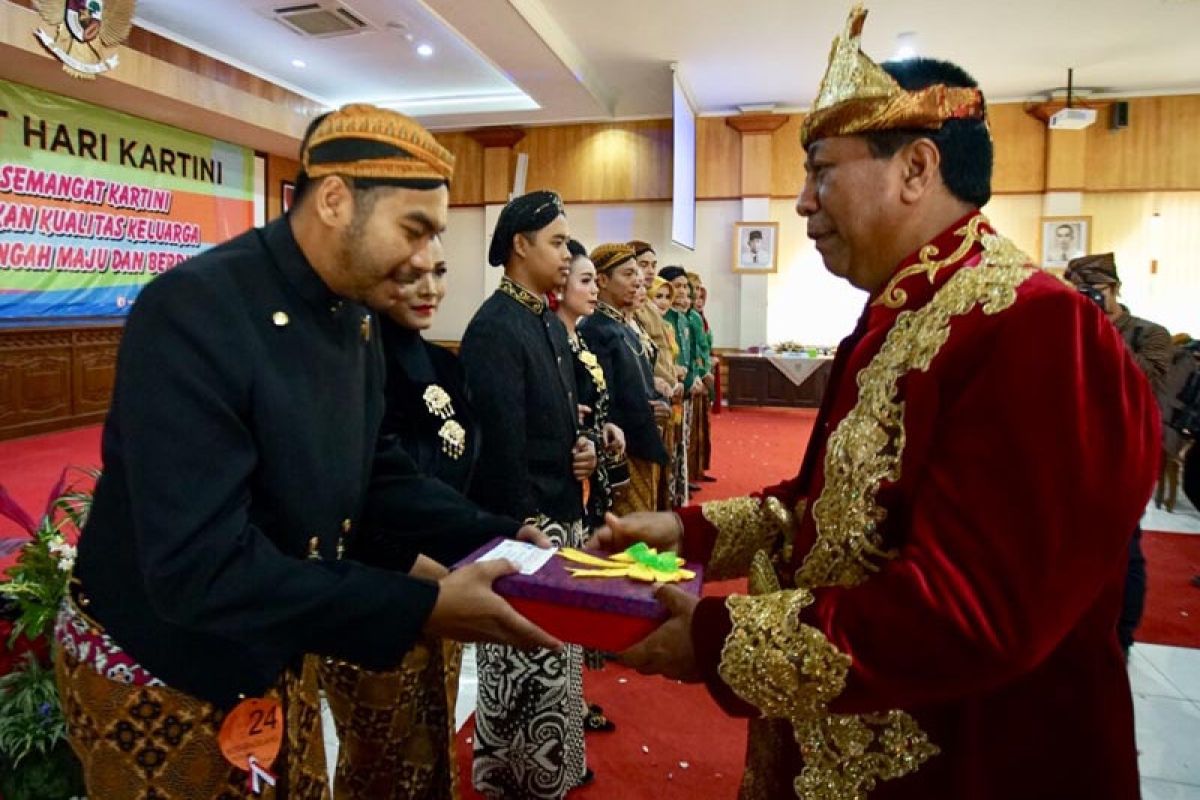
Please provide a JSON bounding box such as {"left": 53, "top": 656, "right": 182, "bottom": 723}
{"left": 694, "top": 406, "right": 815, "bottom": 500}
{"left": 1138, "top": 531, "right": 1200, "bottom": 649}
{"left": 455, "top": 585, "right": 750, "bottom": 800}
{"left": 0, "top": 425, "right": 101, "bottom": 570}
{"left": 3, "top": 409, "right": 1199, "bottom": 798}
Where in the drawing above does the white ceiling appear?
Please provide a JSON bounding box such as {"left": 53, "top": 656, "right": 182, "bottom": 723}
{"left": 134, "top": 0, "right": 1200, "bottom": 130}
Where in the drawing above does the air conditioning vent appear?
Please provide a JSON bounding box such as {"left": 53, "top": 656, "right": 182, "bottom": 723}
{"left": 271, "top": 2, "right": 372, "bottom": 38}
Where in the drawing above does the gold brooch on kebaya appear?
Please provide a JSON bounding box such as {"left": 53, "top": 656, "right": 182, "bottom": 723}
{"left": 438, "top": 419, "right": 466, "bottom": 460}
{"left": 423, "top": 385, "right": 454, "bottom": 420}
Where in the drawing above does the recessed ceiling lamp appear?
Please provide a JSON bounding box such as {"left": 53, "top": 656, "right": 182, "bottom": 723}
{"left": 416, "top": 43, "right": 434, "bottom": 57}
{"left": 894, "top": 32, "right": 917, "bottom": 60}
{"left": 386, "top": 20, "right": 415, "bottom": 42}
{"left": 291, "top": 58, "right": 307, "bottom": 68}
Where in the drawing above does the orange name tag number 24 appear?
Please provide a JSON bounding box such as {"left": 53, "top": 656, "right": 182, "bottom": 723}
{"left": 218, "top": 697, "right": 284, "bottom": 773}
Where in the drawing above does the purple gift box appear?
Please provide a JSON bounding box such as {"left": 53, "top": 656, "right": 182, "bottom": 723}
{"left": 454, "top": 537, "right": 704, "bottom": 651}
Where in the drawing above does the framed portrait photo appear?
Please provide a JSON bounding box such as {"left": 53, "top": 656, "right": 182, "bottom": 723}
{"left": 1039, "top": 216, "right": 1091, "bottom": 269}
{"left": 733, "top": 221, "right": 779, "bottom": 274}
{"left": 281, "top": 181, "right": 296, "bottom": 214}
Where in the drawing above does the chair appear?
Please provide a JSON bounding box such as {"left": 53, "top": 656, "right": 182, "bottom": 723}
{"left": 1155, "top": 438, "right": 1192, "bottom": 513}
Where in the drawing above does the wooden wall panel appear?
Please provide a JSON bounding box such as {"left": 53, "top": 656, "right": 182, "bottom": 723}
{"left": 482, "top": 148, "right": 512, "bottom": 205}
{"left": 266, "top": 154, "right": 300, "bottom": 221}
{"left": 770, "top": 114, "right": 807, "bottom": 198}
{"left": 1045, "top": 130, "right": 1088, "bottom": 191}
{"left": 739, "top": 134, "right": 774, "bottom": 197}
{"left": 515, "top": 120, "right": 672, "bottom": 203}
{"left": 1084, "top": 96, "right": 1200, "bottom": 191}
{"left": 72, "top": 328, "right": 121, "bottom": 416}
{"left": 989, "top": 103, "right": 1046, "bottom": 194}
{"left": 435, "top": 132, "right": 485, "bottom": 206}
{"left": 0, "top": 331, "right": 72, "bottom": 435}
{"left": 0, "top": 324, "right": 123, "bottom": 440}
{"left": 696, "top": 117, "right": 740, "bottom": 199}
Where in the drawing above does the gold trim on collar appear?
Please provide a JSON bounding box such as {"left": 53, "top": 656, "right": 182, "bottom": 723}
{"left": 597, "top": 301, "right": 625, "bottom": 324}
{"left": 499, "top": 276, "right": 546, "bottom": 314}
{"left": 874, "top": 214, "right": 988, "bottom": 310}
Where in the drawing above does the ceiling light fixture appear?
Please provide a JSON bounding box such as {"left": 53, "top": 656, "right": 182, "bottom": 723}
{"left": 291, "top": 58, "right": 307, "bottom": 68}
{"left": 416, "top": 43, "right": 434, "bottom": 57}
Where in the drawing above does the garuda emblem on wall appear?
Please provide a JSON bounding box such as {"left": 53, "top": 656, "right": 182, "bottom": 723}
{"left": 33, "top": 0, "right": 136, "bottom": 79}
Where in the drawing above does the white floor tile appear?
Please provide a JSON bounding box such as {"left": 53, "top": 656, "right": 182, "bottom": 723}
{"left": 1135, "top": 694, "right": 1200, "bottom": 784}
{"left": 456, "top": 643, "right": 478, "bottom": 733}
{"left": 1131, "top": 648, "right": 1189, "bottom": 700}
{"left": 320, "top": 694, "right": 339, "bottom": 788}
{"left": 1142, "top": 778, "right": 1200, "bottom": 800}
{"left": 1138, "top": 644, "right": 1200, "bottom": 703}
{"left": 1143, "top": 493, "right": 1200, "bottom": 535}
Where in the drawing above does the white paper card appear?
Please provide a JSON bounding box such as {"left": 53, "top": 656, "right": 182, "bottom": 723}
{"left": 473, "top": 540, "right": 557, "bottom": 575}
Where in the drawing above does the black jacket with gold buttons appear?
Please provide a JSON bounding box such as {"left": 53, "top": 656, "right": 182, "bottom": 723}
{"left": 460, "top": 277, "right": 583, "bottom": 523}
{"left": 74, "top": 217, "right": 518, "bottom": 708}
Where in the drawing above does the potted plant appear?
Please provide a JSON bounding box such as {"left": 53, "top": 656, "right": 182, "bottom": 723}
{"left": 0, "top": 468, "right": 96, "bottom": 800}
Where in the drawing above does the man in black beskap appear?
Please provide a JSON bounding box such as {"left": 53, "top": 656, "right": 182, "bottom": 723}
{"left": 59, "top": 104, "right": 556, "bottom": 799}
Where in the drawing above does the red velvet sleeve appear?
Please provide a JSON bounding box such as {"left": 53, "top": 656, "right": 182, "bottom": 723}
{"left": 807, "top": 291, "right": 1159, "bottom": 713}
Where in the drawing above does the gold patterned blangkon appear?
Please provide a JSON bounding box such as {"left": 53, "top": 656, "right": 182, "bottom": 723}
{"left": 800, "top": 5, "right": 986, "bottom": 149}
{"left": 304, "top": 103, "right": 455, "bottom": 183}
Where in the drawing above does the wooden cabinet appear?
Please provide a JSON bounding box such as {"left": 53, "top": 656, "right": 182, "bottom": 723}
{"left": 0, "top": 323, "right": 123, "bottom": 440}
{"left": 723, "top": 353, "right": 831, "bottom": 408}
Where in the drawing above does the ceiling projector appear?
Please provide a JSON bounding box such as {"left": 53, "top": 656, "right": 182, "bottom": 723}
{"left": 1049, "top": 107, "right": 1097, "bottom": 130}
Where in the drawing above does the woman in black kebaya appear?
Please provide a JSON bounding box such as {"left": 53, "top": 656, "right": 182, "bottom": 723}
{"left": 321, "top": 236, "right": 476, "bottom": 800}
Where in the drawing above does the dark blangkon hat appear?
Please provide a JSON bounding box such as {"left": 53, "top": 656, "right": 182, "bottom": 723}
{"left": 1065, "top": 252, "right": 1119, "bottom": 285}
{"left": 488, "top": 191, "right": 566, "bottom": 267}
{"left": 658, "top": 265, "right": 687, "bottom": 283}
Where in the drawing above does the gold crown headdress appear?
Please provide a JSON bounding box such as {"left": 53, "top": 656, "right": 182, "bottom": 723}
{"left": 303, "top": 104, "right": 455, "bottom": 183}
{"left": 800, "top": 5, "right": 987, "bottom": 148}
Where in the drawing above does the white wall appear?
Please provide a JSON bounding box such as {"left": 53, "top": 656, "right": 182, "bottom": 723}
{"left": 427, "top": 206, "right": 486, "bottom": 341}
{"left": 431, "top": 199, "right": 745, "bottom": 347}
{"left": 767, "top": 198, "right": 867, "bottom": 346}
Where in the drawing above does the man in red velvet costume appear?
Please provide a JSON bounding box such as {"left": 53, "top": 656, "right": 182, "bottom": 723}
{"left": 596, "top": 7, "right": 1160, "bottom": 799}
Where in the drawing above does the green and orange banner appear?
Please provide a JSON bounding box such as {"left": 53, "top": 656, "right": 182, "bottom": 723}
{"left": 0, "top": 79, "right": 254, "bottom": 319}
